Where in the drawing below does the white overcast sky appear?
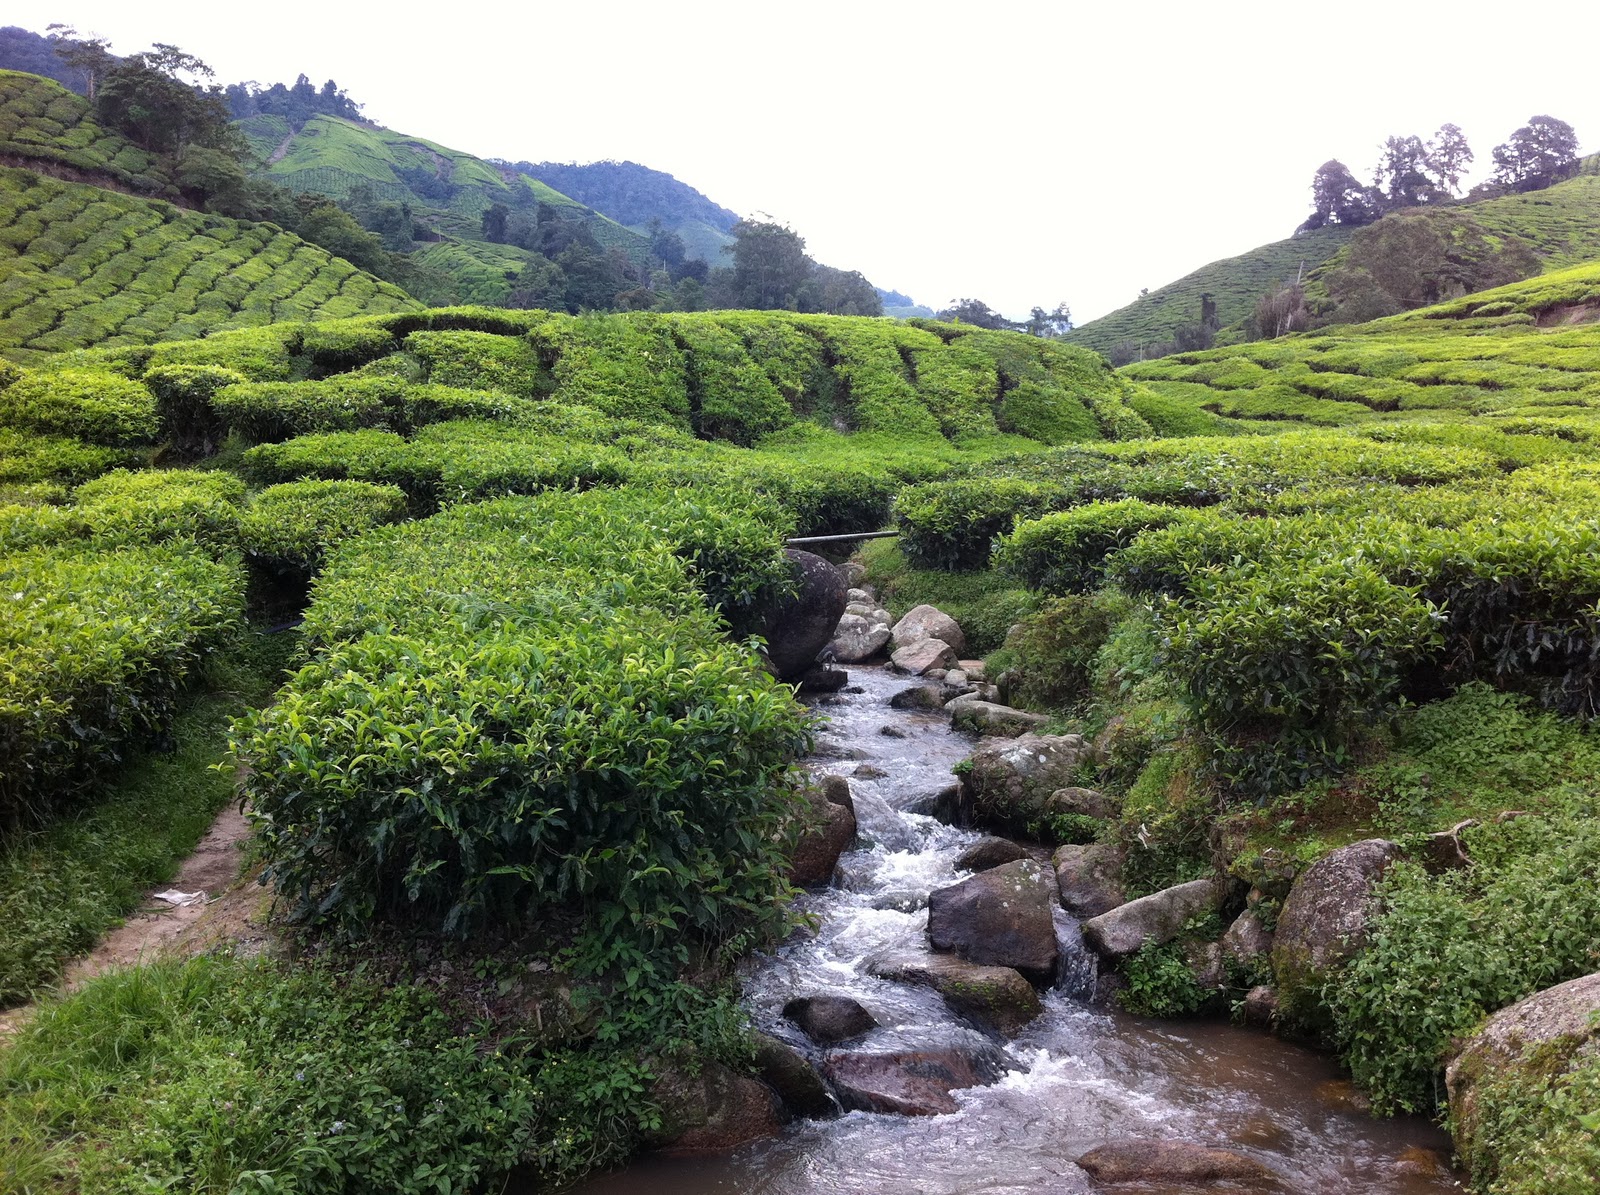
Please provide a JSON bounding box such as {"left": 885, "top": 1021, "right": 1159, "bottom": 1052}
{"left": 10, "top": 1, "right": 1599, "bottom": 322}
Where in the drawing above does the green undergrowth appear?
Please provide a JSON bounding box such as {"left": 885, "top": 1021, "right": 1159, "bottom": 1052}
{"left": 1326, "top": 793, "right": 1600, "bottom": 1116}
{"left": 0, "top": 632, "right": 289, "bottom": 1005}
{"left": 0, "top": 947, "right": 739, "bottom": 1193}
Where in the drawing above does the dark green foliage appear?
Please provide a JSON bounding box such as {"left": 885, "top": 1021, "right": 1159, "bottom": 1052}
{"left": 855, "top": 539, "right": 1038, "bottom": 656}
{"left": 896, "top": 477, "right": 1059, "bottom": 571}
{"left": 0, "top": 542, "right": 243, "bottom": 825}
{"left": 1119, "top": 939, "right": 1214, "bottom": 1018}
{"left": 143, "top": 364, "right": 246, "bottom": 455}
{"left": 0, "top": 369, "right": 157, "bottom": 445}
{"left": 0, "top": 68, "right": 176, "bottom": 195}
{"left": 986, "top": 592, "right": 1127, "bottom": 711}
{"left": 238, "top": 479, "right": 407, "bottom": 576}
{"left": 0, "top": 953, "right": 665, "bottom": 1191}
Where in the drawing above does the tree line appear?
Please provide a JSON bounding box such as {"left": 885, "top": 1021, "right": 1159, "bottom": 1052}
{"left": 1300, "top": 115, "right": 1580, "bottom": 231}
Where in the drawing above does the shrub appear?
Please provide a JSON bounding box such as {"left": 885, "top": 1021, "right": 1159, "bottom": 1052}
{"left": 300, "top": 319, "right": 398, "bottom": 372}
{"left": 405, "top": 329, "right": 549, "bottom": 397}
{"left": 141, "top": 365, "right": 247, "bottom": 457}
{"left": 1119, "top": 939, "right": 1215, "bottom": 1017}
{"left": 0, "top": 543, "right": 244, "bottom": 824}
{"left": 238, "top": 480, "right": 408, "bottom": 576}
{"left": 213, "top": 377, "right": 528, "bottom": 444}
{"left": 1165, "top": 560, "right": 1443, "bottom": 798}
{"left": 73, "top": 469, "right": 245, "bottom": 549}
{"left": 895, "top": 477, "right": 1060, "bottom": 571}
{"left": 236, "top": 492, "right": 810, "bottom": 943}
{"left": 0, "top": 429, "right": 135, "bottom": 486}
{"left": 996, "top": 499, "right": 1195, "bottom": 593}
{"left": 1328, "top": 801, "right": 1600, "bottom": 1114}
{"left": 670, "top": 317, "right": 792, "bottom": 445}
{"left": 0, "top": 369, "right": 158, "bottom": 446}
{"left": 989, "top": 592, "right": 1128, "bottom": 711}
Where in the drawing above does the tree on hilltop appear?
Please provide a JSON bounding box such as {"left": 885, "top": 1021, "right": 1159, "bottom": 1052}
{"left": 1425, "top": 123, "right": 1474, "bottom": 197}
{"left": 1374, "top": 135, "right": 1433, "bottom": 209}
{"left": 1489, "top": 115, "right": 1580, "bottom": 193}
{"left": 935, "top": 298, "right": 1011, "bottom": 329}
{"left": 1301, "top": 160, "right": 1381, "bottom": 231}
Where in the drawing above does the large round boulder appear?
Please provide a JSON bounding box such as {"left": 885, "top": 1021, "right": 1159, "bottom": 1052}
{"left": 955, "top": 733, "right": 1092, "bottom": 836}
{"left": 1270, "top": 838, "right": 1401, "bottom": 1028}
{"left": 644, "top": 1059, "right": 787, "bottom": 1154}
{"left": 827, "top": 612, "right": 892, "bottom": 663}
{"left": 823, "top": 1046, "right": 1007, "bottom": 1116}
{"left": 783, "top": 994, "right": 878, "bottom": 1044}
{"left": 927, "top": 858, "right": 1060, "bottom": 982}
{"left": 870, "top": 951, "right": 1043, "bottom": 1036}
{"left": 1054, "top": 842, "right": 1127, "bottom": 920}
{"left": 763, "top": 550, "right": 848, "bottom": 679}
{"left": 891, "top": 604, "right": 968, "bottom": 657}
{"left": 1448, "top": 970, "right": 1600, "bottom": 1179}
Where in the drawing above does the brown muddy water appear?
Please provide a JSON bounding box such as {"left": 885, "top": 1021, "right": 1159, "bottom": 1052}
{"left": 569, "top": 665, "right": 1458, "bottom": 1195}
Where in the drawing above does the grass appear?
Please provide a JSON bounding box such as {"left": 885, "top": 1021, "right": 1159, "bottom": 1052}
{"left": 0, "top": 632, "right": 289, "bottom": 1005}
{"left": 0, "top": 165, "right": 419, "bottom": 361}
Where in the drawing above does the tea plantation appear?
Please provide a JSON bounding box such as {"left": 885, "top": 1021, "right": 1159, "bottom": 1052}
{"left": 3, "top": 255, "right": 1600, "bottom": 1186}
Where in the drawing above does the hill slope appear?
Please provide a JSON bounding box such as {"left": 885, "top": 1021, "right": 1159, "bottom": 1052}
{"left": 1064, "top": 225, "right": 1355, "bottom": 359}
{"left": 0, "top": 164, "right": 419, "bottom": 361}
{"left": 1118, "top": 258, "right": 1600, "bottom": 431}
{"left": 0, "top": 69, "right": 176, "bottom": 198}
{"left": 247, "top": 114, "right": 650, "bottom": 257}
{"left": 513, "top": 159, "right": 739, "bottom": 264}
{"left": 1071, "top": 159, "right": 1600, "bottom": 360}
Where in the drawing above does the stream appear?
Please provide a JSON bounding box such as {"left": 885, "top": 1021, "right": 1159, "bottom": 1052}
{"left": 575, "top": 664, "right": 1458, "bottom": 1194}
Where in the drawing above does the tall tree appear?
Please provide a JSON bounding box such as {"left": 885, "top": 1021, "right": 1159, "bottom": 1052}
{"left": 934, "top": 299, "right": 1011, "bottom": 330}
{"left": 1490, "top": 115, "right": 1580, "bottom": 193}
{"left": 1425, "top": 123, "right": 1473, "bottom": 197}
{"left": 1301, "top": 159, "right": 1380, "bottom": 231}
{"left": 94, "top": 44, "right": 236, "bottom": 157}
{"left": 46, "top": 24, "right": 113, "bottom": 101}
{"left": 1374, "top": 135, "right": 1432, "bottom": 209}
{"left": 725, "top": 220, "right": 812, "bottom": 309}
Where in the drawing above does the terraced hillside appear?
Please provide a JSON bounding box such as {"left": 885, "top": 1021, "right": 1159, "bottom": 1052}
{"left": 515, "top": 159, "right": 739, "bottom": 264}
{"left": 1069, "top": 157, "right": 1600, "bottom": 359}
{"left": 0, "top": 165, "right": 420, "bottom": 361}
{"left": 1119, "top": 258, "right": 1600, "bottom": 429}
{"left": 0, "top": 69, "right": 176, "bottom": 198}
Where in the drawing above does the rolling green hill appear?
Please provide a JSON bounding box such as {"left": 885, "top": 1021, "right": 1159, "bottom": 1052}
{"left": 1064, "top": 225, "right": 1356, "bottom": 359}
{"left": 1070, "top": 157, "right": 1600, "bottom": 360}
{"left": 249, "top": 114, "right": 650, "bottom": 256}
{"left": 1117, "top": 258, "right": 1600, "bottom": 431}
{"left": 0, "top": 69, "right": 177, "bottom": 198}
{"left": 0, "top": 164, "right": 419, "bottom": 361}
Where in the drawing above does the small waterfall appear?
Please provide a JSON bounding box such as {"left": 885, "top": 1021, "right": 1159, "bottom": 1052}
{"left": 1053, "top": 905, "right": 1098, "bottom": 1001}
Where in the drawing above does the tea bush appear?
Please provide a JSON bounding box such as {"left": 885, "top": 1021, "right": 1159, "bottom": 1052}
{"left": 143, "top": 364, "right": 247, "bottom": 457}
{"left": 213, "top": 376, "right": 529, "bottom": 443}
{"left": 896, "top": 477, "right": 1061, "bottom": 571}
{"left": 405, "top": 329, "right": 550, "bottom": 397}
{"left": 996, "top": 499, "right": 1195, "bottom": 593}
{"left": 72, "top": 469, "right": 245, "bottom": 549}
{"left": 0, "top": 542, "right": 244, "bottom": 824}
{"left": 0, "top": 428, "right": 135, "bottom": 487}
{"left": 0, "top": 369, "right": 158, "bottom": 446}
{"left": 238, "top": 480, "right": 408, "bottom": 577}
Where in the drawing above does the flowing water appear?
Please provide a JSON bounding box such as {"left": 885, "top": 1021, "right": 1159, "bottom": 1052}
{"left": 575, "top": 665, "right": 1458, "bottom": 1194}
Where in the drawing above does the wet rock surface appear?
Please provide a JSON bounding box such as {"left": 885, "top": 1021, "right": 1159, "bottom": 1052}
{"left": 927, "top": 858, "right": 1060, "bottom": 982}
{"left": 1081, "top": 878, "right": 1222, "bottom": 959}
{"left": 1076, "top": 1139, "right": 1282, "bottom": 1185}
{"left": 946, "top": 698, "right": 1050, "bottom": 737}
{"left": 751, "top": 1033, "right": 837, "bottom": 1119}
{"left": 890, "top": 637, "right": 957, "bottom": 675}
{"left": 783, "top": 994, "right": 879, "bottom": 1044}
{"left": 823, "top": 1047, "right": 1007, "bottom": 1116}
{"left": 645, "top": 1060, "right": 786, "bottom": 1155}
{"left": 870, "top": 951, "right": 1043, "bottom": 1036}
{"left": 787, "top": 790, "right": 857, "bottom": 888}
{"left": 955, "top": 836, "right": 1031, "bottom": 873}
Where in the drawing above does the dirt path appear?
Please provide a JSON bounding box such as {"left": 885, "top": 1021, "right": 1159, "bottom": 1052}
{"left": 0, "top": 804, "right": 273, "bottom": 1037}
{"left": 267, "top": 131, "right": 297, "bottom": 165}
